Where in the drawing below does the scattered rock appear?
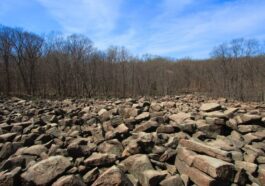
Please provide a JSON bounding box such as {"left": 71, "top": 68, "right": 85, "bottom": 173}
{"left": 0, "top": 96, "right": 264, "bottom": 186}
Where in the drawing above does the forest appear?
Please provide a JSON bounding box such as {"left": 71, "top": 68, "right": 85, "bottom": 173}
{"left": 1, "top": 25, "right": 265, "bottom": 101}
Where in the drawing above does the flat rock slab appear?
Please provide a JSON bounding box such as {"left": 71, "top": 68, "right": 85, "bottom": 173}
{"left": 200, "top": 103, "right": 221, "bottom": 112}
{"left": 179, "top": 139, "right": 232, "bottom": 162}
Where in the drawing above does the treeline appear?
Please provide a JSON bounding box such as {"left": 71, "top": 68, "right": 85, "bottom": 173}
{"left": 0, "top": 25, "right": 265, "bottom": 101}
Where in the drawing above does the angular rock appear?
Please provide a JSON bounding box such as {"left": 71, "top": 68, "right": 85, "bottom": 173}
{"left": 200, "top": 103, "right": 221, "bottom": 112}
{"left": 202, "top": 111, "right": 226, "bottom": 118}
{"left": 235, "top": 114, "right": 261, "bottom": 124}
{"left": 235, "top": 161, "right": 257, "bottom": 174}
{"left": 84, "top": 153, "right": 117, "bottom": 167}
{"left": 192, "top": 155, "right": 235, "bottom": 181}
{"left": 16, "top": 144, "right": 47, "bottom": 157}
{"left": 0, "top": 133, "right": 17, "bottom": 143}
{"left": 135, "top": 112, "right": 150, "bottom": 122}
{"left": 175, "top": 157, "right": 217, "bottom": 186}
{"left": 21, "top": 156, "right": 71, "bottom": 185}
{"left": 156, "top": 125, "right": 175, "bottom": 134}
{"left": 134, "top": 120, "right": 159, "bottom": 132}
{"left": 91, "top": 166, "right": 133, "bottom": 186}
{"left": 169, "top": 112, "right": 191, "bottom": 124}
{"left": 121, "top": 154, "right": 153, "bottom": 181}
{"left": 0, "top": 167, "right": 21, "bottom": 186}
{"left": 98, "top": 139, "right": 124, "bottom": 157}
{"left": 139, "top": 170, "right": 167, "bottom": 186}
{"left": 67, "top": 142, "right": 96, "bottom": 158}
{"left": 179, "top": 139, "right": 232, "bottom": 162}
{"left": 83, "top": 167, "right": 100, "bottom": 184}
{"left": 159, "top": 148, "right": 176, "bottom": 162}
{"left": 52, "top": 175, "right": 86, "bottom": 186}
{"left": 160, "top": 175, "right": 184, "bottom": 186}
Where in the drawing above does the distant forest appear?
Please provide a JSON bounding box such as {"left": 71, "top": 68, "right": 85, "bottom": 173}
{"left": 1, "top": 25, "right": 265, "bottom": 101}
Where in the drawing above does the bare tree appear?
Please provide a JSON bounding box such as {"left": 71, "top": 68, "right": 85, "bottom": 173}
{"left": 0, "top": 25, "right": 13, "bottom": 95}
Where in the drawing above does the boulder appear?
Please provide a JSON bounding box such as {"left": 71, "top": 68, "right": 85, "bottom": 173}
{"left": 160, "top": 175, "right": 184, "bottom": 186}
{"left": 135, "top": 112, "right": 150, "bottom": 122}
{"left": 235, "top": 114, "right": 261, "bottom": 124}
{"left": 91, "top": 166, "right": 133, "bottom": 186}
{"left": 179, "top": 139, "right": 232, "bottom": 162}
{"left": 134, "top": 120, "right": 159, "bottom": 132}
{"left": 235, "top": 161, "right": 257, "bottom": 174}
{"left": 192, "top": 155, "right": 235, "bottom": 181}
{"left": 200, "top": 103, "right": 221, "bottom": 112}
{"left": 175, "top": 158, "right": 217, "bottom": 186}
{"left": 169, "top": 112, "right": 191, "bottom": 124}
{"left": 139, "top": 170, "right": 167, "bottom": 186}
{"left": 121, "top": 154, "right": 153, "bottom": 181}
{"left": 52, "top": 175, "right": 86, "bottom": 186}
{"left": 83, "top": 167, "right": 99, "bottom": 184}
{"left": 0, "top": 133, "right": 17, "bottom": 143}
{"left": 0, "top": 167, "right": 21, "bottom": 186}
{"left": 84, "top": 153, "right": 117, "bottom": 167}
{"left": 21, "top": 156, "right": 71, "bottom": 185}
{"left": 97, "top": 139, "right": 124, "bottom": 157}
{"left": 156, "top": 125, "right": 175, "bottom": 134}
{"left": 15, "top": 144, "right": 47, "bottom": 157}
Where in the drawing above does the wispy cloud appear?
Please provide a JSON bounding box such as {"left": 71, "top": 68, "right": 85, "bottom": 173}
{"left": 36, "top": 0, "right": 122, "bottom": 36}
{"left": 140, "top": 0, "right": 265, "bottom": 58}
{"left": 30, "top": 0, "right": 265, "bottom": 58}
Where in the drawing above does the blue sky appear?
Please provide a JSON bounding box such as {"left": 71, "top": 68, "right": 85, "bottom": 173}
{"left": 0, "top": 0, "right": 265, "bottom": 59}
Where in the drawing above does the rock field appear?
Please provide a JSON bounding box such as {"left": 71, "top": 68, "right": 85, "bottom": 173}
{"left": 1, "top": 95, "right": 265, "bottom": 186}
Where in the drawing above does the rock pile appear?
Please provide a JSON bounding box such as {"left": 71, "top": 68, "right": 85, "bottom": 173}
{"left": 0, "top": 95, "right": 265, "bottom": 185}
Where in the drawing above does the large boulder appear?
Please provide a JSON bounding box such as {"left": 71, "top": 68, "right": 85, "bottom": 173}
{"left": 21, "top": 156, "right": 71, "bottom": 185}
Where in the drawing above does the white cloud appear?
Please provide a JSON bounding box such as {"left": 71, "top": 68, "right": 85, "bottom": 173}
{"left": 139, "top": 0, "right": 265, "bottom": 58}
{"left": 36, "top": 0, "right": 265, "bottom": 58}
{"left": 36, "top": 0, "right": 122, "bottom": 36}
